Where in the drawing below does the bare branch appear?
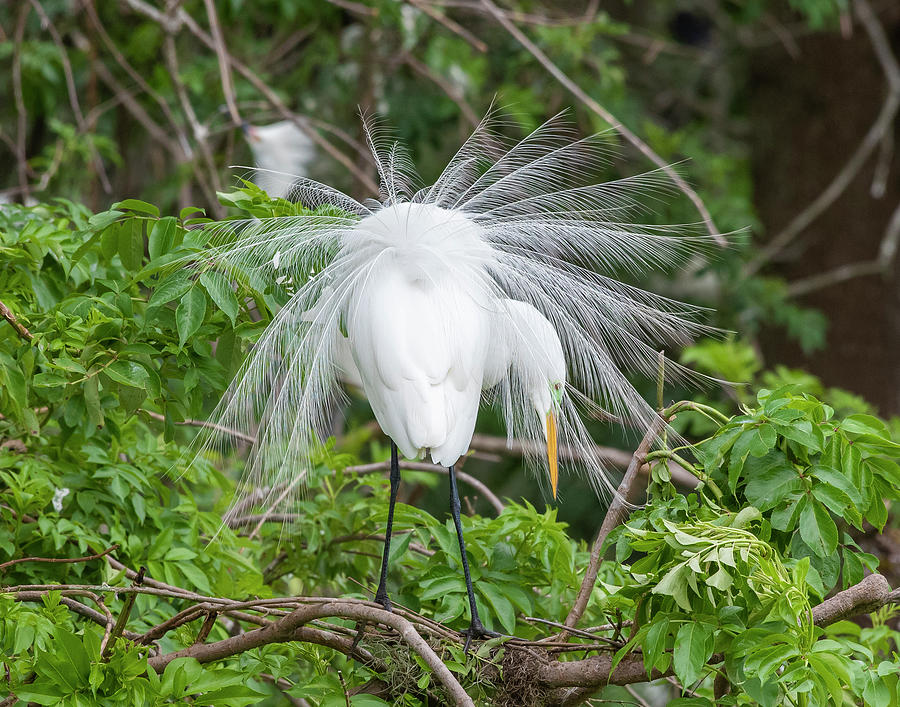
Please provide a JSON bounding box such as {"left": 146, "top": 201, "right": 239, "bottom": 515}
{"left": 402, "top": 53, "right": 480, "bottom": 127}
{"left": 0, "top": 299, "right": 34, "bottom": 342}
{"left": 138, "top": 408, "right": 256, "bottom": 444}
{"left": 153, "top": 3, "right": 380, "bottom": 195}
{"left": 811, "top": 572, "right": 891, "bottom": 626}
{"left": 478, "top": 0, "right": 723, "bottom": 245}
{"left": 202, "top": 0, "right": 241, "bottom": 126}
{"left": 0, "top": 543, "right": 118, "bottom": 572}
{"left": 407, "top": 0, "right": 488, "bottom": 53}
{"left": 787, "top": 197, "right": 900, "bottom": 296}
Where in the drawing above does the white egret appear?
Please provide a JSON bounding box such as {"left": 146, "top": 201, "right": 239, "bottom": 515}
{"left": 242, "top": 120, "right": 316, "bottom": 198}
{"left": 197, "top": 112, "right": 714, "bottom": 642}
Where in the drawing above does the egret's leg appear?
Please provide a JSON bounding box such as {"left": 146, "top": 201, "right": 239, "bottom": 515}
{"left": 449, "top": 465, "right": 499, "bottom": 650}
{"left": 374, "top": 443, "right": 400, "bottom": 611}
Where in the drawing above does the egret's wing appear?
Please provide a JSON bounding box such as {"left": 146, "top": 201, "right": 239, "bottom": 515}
{"left": 347, "top": 262, "right": 488, "bottom": 465}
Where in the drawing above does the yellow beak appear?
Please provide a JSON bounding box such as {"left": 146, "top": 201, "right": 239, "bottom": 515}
{"left": 546, "top": 410, "right": 558, "bottom": 499}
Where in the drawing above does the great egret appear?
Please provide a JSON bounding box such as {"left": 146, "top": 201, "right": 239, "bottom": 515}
{"left": 242, "top": 120, "right": 316, "bottom": 198}
{"left": 198, "top": 112, "right": 712, "bottom": 642}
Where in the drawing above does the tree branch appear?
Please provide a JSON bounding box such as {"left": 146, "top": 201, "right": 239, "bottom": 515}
{"left": 202, "top": 0, "right": 241, "bottom": 126}
{"left": 0, "top": 543, "right": 118, "bottom": 572}
{"left": 479, "top": 0, "right": 723, "bottom": 245}
{"left": 0, "top": 299, "right": 34, "bottom": 342}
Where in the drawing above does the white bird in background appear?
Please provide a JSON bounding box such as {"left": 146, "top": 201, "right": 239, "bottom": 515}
{"left": 197, "top": 111, "right": 713, "bottom": 642}
{"left": 242, "top": 120, "right": 316, "bottom": 198}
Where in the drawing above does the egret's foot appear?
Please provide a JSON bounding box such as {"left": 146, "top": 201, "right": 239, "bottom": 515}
{"left": 461, "top": 619, "right": 500, "bottom": 652}
{"left": 374, "top": 592, "right": 392, "bottom": 613}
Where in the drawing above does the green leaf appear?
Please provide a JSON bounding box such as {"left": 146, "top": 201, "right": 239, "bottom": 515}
{"left": 744, "top": 452, "right": 800, "bottom": 511}
{"left": 477, "top": 581, "right": 516, "bottom": 634}
{"left": 799, "top": 499, "right": 838, "bottom": 557}
{"left": 706, "top": 566, "right": 733, "bottom": 590}
{"left": 673, "top": 622, "right": 713, "bottom": 687}
{"left": 148, "top": 270, "right": 192, "bottom": 309}
{"left": 652, "top": 562, "right": 692, "bottom": 611}
{"left": 83, "top": 377, "right": 103, "bottom": 429}
{"left": 644, "top": 618, "right": 669, "bottom": 675}
{"left": 149, "top": 216, "right": 177, "bottom": 259}
{"left": 112, "top": 199, "right": 159, "bottom": 217}
{"left": 175, "top": 287, "right": 207, "bottom": 347}
{"left": 200, "top": 270, "right": 239, "bottom": 324}
{"left": 104, "top": 360, "right": 150, "bottom": 389}
{"left": 117, "top": 218, "right": 144, "bottom": 271}
{"left": 750, "top": 423, "right": 777, "bottom": 455}
{"left": 89, "top": 209, "right": 124, "bottom": 230}
{"left": 811, "top": 465, "right": 863, "bottom": 507}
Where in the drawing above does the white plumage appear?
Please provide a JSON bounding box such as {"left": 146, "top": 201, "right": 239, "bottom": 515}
{"left": 243, "top": 120, "right": 316, "bottom": 198}
{"left": 198, "top": 111, "right": 715, "bottom": 515}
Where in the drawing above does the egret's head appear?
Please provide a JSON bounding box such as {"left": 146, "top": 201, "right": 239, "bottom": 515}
{"left": 502, "top": 299, "right": 567, "bottom": 500}
{"left": 534, "top": 378, "right": 565, "bottom": 501}
{"left": 532, "top": 379, "right": 565, "bottom": 498}
{"left": 241, "top": 122, "right": 260, "bottom": 142}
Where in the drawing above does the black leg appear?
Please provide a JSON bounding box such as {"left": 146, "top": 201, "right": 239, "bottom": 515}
{"left": 374, "top": 443, "right": 401, "bottom": 611}
{"left": 449, "top": 464, "right": 499, "bottom": 650}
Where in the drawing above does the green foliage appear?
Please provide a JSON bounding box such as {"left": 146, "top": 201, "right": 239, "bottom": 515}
{"left": 3, "top": 193, "right": 899, "bottom": 706}
{"left": 607, "top": 385, "right": 900, "bottom": 705}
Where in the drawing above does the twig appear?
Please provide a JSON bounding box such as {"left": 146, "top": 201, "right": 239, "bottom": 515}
{"left": 325, "top": 0, "right": 378, "bottom": 15}
{"left": 560, "top": 414, "right": 669, "bottom": 636}
{"left": 202, "top": 0, "right": 241, "bottom": 126}
{"left": 470, "top": 433, "right": 632, "bottom": 467}
{"left": 193, "top": 610, "right": 218, "bottom": 644}
{"left": 402, "top": 53, "right": 480, "bottom": 127}
{"left": 100, "top": 566, "right": 145, "bottom": 660}
{"left": 139, "top": 409, "right": 256, "bottom": 444}
{"left": 248, "top": 477, "right": 301, "bottom": 540}
{"left": 407, "top": 0, "right": 487, "bottom": 53}
{"left": 0, "top": 299, "right": 34, "bottom": 342}
{"left": 95, "top": 595, "right": 116, "bottom": 656}
{"left": 624, "top": 684, "right": 652, "bottom": 707}
{"left": 338, "top": 670, "right": 352, "bottom": 707}
{"left": 479, "top": 0, "right": 723, "bottom": 245}
{"left": 11, "top": 592, "right": 142, "bottom": 641}
{"left": 743, "top": 0, "right": 900, "bottom": 276}
{"left": 0, "top": 543, "right": 118, "bottom": 572}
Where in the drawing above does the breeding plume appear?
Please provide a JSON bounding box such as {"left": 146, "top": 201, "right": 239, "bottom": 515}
{"left": 197, "top": 112, "right": 712, "bottom": 642}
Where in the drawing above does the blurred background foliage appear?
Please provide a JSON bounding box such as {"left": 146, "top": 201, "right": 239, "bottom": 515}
{"left": 3, "top": 0, "right": 897, "bottom": 531}
{"left": 3, "top": 0, "right": 900, "bottom": 703}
